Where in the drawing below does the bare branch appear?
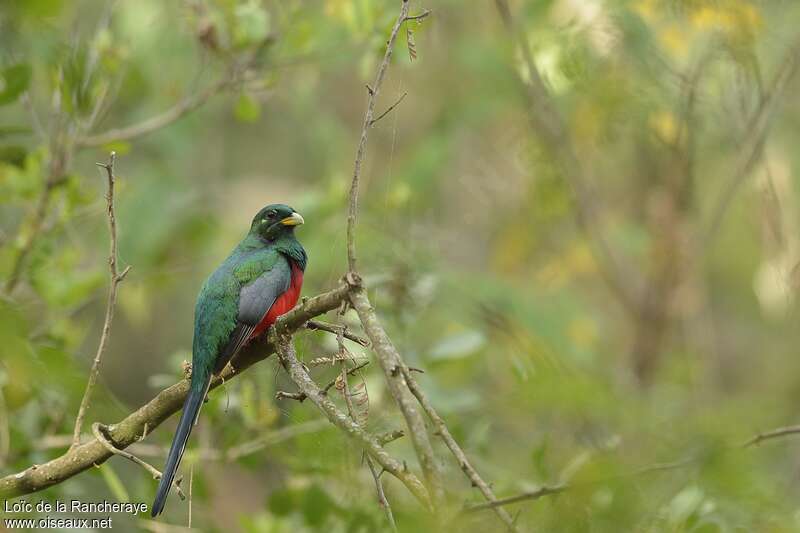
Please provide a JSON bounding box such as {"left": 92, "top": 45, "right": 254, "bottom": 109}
{"left": 463, "top": 484, "right": 567, "bottom": 512}
{"left": 705, "top": 38, "right": 800, "bottom": 244}
{"left": 275, "top": 361, "right": 371, "bottom": 403}
{"left": 77, "top": 78, "right": 232, "bottom": 148}
{"left": 377, "top": 429, "right": 405, "bottom": 446}
{"left": 743, "top": 425, "right": 800, "bottom": 447}
{"left": 346, "top": 0, "right": 412, "bottom": 273}
{"left": 71, "top": 152, "right": 130, "bottom": 449}
{"left": 367, "top": 454, "right": 398, "bottom": 532}
{"left": 370, "top": 92, "right": 408, "bottom": 126}
{"left": 404, "top": 10, "right": 432, "bottom": 22}
{"left": 306, "top": 320, "right": 370, "bottom": 346}
{"left": 271, "top": 331, "right": 433, "bottom": 511}
{"left": 92, "top": 423, "right": 185, "bottom": 501}
{"left": 349, "top": 286, "right": 446, "bottom": 508}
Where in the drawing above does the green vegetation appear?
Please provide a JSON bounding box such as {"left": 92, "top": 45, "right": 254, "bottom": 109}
{"left": 2, "top": 0, "right": 800, "bottom": 531}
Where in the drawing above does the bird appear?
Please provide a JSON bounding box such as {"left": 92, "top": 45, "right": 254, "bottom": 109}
{"left": 151, "top": 203, "right": 307, "bottom": 517}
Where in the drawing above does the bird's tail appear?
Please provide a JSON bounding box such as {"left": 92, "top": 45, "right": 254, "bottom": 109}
{"left": 151, "top": 376, "right": 211, "bottom": 517}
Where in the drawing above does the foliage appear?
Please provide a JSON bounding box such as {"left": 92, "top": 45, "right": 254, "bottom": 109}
{"left": 2, "top": 0, "right": 800, "bottom": 531}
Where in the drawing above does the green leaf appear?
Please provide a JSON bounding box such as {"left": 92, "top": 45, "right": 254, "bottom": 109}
{"left": 0, "top": 145, "right": 27, "bottom": 168}
{"left": 301, "top": 485, "right": 335, "bottom": 527}
{"left": 234, "top": 93, "right": 261, "bottom": 123}
{"left": 234, "top": 0, "right": 270, "bottom": 47}
{"left": 268, "top": 488, "right": 296, "bottom": 516}
{"left": 0, "top": 64, "right": 32, "bottom": 106}
{"left": 0, "top": 125, "right": 32, "bottom": 138}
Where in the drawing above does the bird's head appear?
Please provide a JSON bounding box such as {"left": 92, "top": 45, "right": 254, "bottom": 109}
{"left": 250, "top": 203, "right": 304, "bottom": 242}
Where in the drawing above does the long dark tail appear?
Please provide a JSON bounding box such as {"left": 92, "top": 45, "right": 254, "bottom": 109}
{"left": 151, "top": 376, "right": 210, "bottom": 517}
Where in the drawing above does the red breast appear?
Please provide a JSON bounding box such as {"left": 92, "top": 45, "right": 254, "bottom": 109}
{"left": 249, "top": 262, "right": 304, "bottom": 339}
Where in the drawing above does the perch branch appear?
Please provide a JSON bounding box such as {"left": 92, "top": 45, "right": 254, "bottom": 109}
{"left": 0, "top": 284, "right": 349, "bottom": 499}
{"left": 72, "top": 152, "right": 131, "bottom": 449}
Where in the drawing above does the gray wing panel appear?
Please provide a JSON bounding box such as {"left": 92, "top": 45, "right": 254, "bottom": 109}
{"left": 237, "top": 258, "right": 292, "bottom": 325}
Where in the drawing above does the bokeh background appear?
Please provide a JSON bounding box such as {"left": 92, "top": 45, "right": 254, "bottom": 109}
{"left": 3, "top": 0, "right": 800, "bottom": 531}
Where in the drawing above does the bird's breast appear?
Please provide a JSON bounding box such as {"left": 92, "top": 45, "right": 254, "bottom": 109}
{"left": 249, "top": 262, "right": 304, "bottom": 338}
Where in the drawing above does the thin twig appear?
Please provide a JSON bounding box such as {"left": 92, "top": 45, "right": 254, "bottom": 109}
{"left": 463, "top": 484, "right": 567, "bottom": 512}
{"left": 77, "top": 78, "right": 233, "bottom": 148}
{"left": 705, "top": 38, "right": 800, "bottom": 245}
{"left": 0, "top": 386, "right": 8, "bottom": 468}
{"left": 335, "top": 345, "right": 396, "bottom": 531}
{"left": 743, "top": 425, "right": 800, "bottom": 447}
{"left": 367, "top": 455, "right": 398, "bottom": 531}
{"left": 405, "top": 10, "right": 432, "bottom": 22}
{"left": 188, "top": 464, "right": 194, "bottom": 528}
{"left": 91, "top": 423, "right": 185, "bottom": 500}
{"left": 71, "top": 152, "right": 131, "bottom": 450}
{"left": 377, "top": 429, "right": 405, "bottom": 446}
{"left": 346, "top": 0, "right": 411, "bottom": 273}
{"left": 306, "top": 320, "right": 370, "bottom": 346}
{"left": 400, "top": 366, "right": 519, "bottom": 532}
{"left": 275, "top": 361, "right": 371, "bottom": 403}
{"left": 370, "top": 92, "right": 408, "bottom": 126}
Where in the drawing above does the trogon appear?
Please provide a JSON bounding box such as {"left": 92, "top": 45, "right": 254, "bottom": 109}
{"left": 151, "top": 204, "right": 307, "bottom": 516}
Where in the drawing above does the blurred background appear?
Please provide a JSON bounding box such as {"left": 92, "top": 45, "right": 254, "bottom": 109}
{"left": 2, "top": 0, "right": 800, "bottom": 531}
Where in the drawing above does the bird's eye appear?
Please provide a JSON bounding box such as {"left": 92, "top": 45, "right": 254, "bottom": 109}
{"left": 267, "top": 209, "right": 277, "bottom": 218}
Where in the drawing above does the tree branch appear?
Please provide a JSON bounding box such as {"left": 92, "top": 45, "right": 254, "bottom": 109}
{"left": 3, "top": 147, "right": 70, "bottom": 295}
{"left": 704, "top": 38, "right": 800, "bottom": 245}
{"left": 743, "top": 425, "right": 800, "bottom": 447}
{"left": 71, "top": 152, "right": 130, "bottom": 449}
{"left": 306, "top": 320, "right": 370, "bottom": 346}
{"left": 77, "top": 78, "right": 233, "bottom": 148}
{"left": 349, "top": 286, "right": 446, "bottom": 508}
{"left": 0, "top": 284, "right": 349, "bottom": 499}
{"left": 463, "top": 484, "right": 567, "bottom": 512}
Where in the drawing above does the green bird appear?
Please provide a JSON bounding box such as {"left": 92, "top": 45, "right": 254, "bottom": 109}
{"left": 151, "top": 204, "right": 306, "bottom": 517}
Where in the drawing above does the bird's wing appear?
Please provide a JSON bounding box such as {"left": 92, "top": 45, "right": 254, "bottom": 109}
{"left": 213, "top": 257, "right": 292, "bottom": 373}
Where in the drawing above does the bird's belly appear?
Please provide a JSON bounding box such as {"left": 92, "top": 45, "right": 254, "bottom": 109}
{"left": 250, "top": 263, "right": 304, "bottom": 338}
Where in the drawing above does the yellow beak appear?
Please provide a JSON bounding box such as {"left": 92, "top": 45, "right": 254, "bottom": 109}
{"left": 280, "top": 212, "right": 304, "bottom": 226}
